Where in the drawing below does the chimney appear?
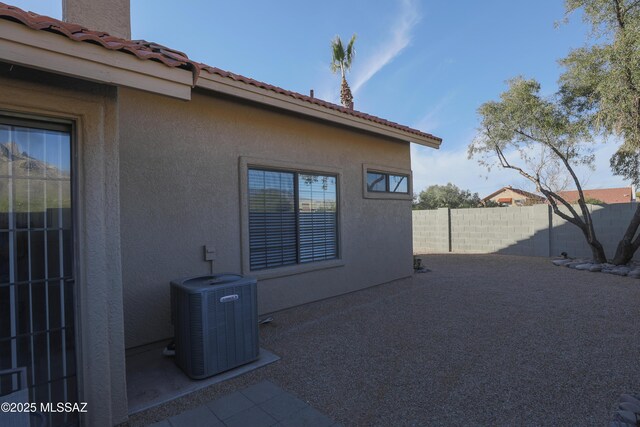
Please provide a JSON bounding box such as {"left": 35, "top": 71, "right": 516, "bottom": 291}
{"left": 62, "top": 0, "right": 131, "bottom": 40}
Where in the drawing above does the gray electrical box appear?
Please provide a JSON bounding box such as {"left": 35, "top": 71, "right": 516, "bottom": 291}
{"left": 170, "top": 274, "right": 259, "bottom": 379}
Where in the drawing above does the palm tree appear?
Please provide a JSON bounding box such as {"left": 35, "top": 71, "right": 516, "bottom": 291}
{"left": 330, "top": 34, "right": 356, "bottom": 109}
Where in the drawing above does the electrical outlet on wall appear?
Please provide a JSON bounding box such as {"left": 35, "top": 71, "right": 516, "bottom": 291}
{"left": 204, "top": 245, "right": 216, "bottom": 261}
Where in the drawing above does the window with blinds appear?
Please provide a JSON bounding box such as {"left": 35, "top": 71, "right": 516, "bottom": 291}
{"left": 248, "top": 168, "right": 338, "bottom": 270}
{"left": 298, "top": 174, "right": 337, "bottom": 263}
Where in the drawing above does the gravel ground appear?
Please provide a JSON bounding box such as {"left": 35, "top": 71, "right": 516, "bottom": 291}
{"left": 123, "top": 254, "right": 640, "bottom": 426}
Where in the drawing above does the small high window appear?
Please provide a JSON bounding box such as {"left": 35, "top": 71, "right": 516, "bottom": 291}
{"left": 366, "top": 171, "right": 409, "bottom": 194}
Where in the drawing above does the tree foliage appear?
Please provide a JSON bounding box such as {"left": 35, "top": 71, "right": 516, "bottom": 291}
{"left": 413, "top": 183, "right": 482, "bottom": 210}
{"left": 560, "top": 0, "right": 640, "bottom": 184}
{"left": 583, "top": 197, "right": 605, "bottom": 204}
{"left": 330, "top": 34, "right": 356, "bottom": 109}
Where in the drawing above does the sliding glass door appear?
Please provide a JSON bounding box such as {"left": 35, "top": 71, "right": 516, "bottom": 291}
{"left": 0, "top": 116, "right": 78, "bottom": 427}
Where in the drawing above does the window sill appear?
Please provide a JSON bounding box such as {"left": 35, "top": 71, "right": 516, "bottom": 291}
{"left": 246, "top": 259, "right": 345, "bottom": 280}
{"left": 363, "top": 191, "right": 413, "bottom": 200}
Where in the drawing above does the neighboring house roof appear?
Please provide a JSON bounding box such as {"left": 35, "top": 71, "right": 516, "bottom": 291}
{"left": 482, "top": 186, "right": 545, "bottom": 203}
{"left": 0, "top": 2, "right": 442, "bottom": 147}
{"left": 558, "top": 187, "right": 634, "bottom": 204}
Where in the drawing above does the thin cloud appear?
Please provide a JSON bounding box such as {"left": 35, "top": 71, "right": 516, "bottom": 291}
{"left": 351, "top": 0, "right": 420, "bottom": 95}
{"left": 411, "top": 141, "right": 629, "bottom": 196}
{"left": 411, "top": 144, "right": 520, "bottom": 196}
{"left": 413, "top": 91, "right": 457, "bottom": 132}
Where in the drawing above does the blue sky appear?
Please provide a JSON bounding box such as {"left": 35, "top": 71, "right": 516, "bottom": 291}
{"left": 9, "top": 0, "right": 629, "bottom": 196}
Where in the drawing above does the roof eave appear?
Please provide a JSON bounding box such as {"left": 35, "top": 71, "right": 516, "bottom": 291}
{"left": 196, "top": 71, "right": 442, "bottom": 148}
{"left": 0, "top": 19, "right": 193, "bottom": 100}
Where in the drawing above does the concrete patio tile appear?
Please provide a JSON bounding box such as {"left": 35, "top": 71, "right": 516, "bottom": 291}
{"left": 240, "top": 380, "right": 285, "bottom": 404}
{"left": 277, "top": 406, "right": 334, "bottom": 427}
{"left": 166, "top": 405, "right": 222, "bottom": 427}
{"left": 205, "top": 391, "right": 254, "bottom": 420}
{"left": 223, "top": 405, "right": 278, "bottom": 427}
{"left": 258, "top": 392, "right": 308, "bottom": 421}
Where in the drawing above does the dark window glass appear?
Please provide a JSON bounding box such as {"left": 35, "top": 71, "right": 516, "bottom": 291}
{"left": 367, "top": 171, "right": 409, "bottom": 194}
{"left": 248, "top": 168, "right": 338, "bottom": 270}
{"left": 367, "top": 172, "right": 386, "bottom": 192}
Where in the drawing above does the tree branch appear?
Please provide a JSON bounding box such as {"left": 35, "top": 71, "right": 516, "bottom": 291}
{"left": 614, "top": 0, "right": 626, "bottom": 28}
{"left": 542, "top": 188, "right": 587, "bottom": 228}
{"left": 624, "top": 0, "right": 640, "bottom": 14}
{"left": 494, "top": 142, "right": 587, "bottom": 230}
{"left": 511, "top": 126, "right": 596, "bottom": 227}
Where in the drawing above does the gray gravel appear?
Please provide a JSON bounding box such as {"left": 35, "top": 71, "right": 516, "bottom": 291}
{"left": 123, "top": 254, "right": 640, "bottom": 426}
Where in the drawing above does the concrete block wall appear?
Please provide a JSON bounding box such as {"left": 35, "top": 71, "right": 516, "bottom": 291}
{"left": 413, "top": 203, "right": 639, "bottom": 261}
{"left": 550, "top": 203, "right": 638, "bottom": 259}
{"left": 412, "top": 208, "right": 449, "bottom": 253}
{"left": 450, "top": 206, "right": 547, "bottom": 255}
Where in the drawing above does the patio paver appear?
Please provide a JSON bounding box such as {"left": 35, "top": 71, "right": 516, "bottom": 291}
{"left": 205, "top": 391, "right": 254, "bottom": 420}
{"left": 146, "top": 381, "right": 335, "bottom": 427}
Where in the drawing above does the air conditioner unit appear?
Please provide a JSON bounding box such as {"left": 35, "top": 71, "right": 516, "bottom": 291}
{"left": 170, "top": 274, "right": 259, "bottom": 379}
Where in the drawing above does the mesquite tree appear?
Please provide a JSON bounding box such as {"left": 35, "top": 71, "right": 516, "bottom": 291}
{"left": 471, "top": 0, "right": 640, "bottom": 264}
{"left": 560, "top": 0, "right": 640, "bottom": 264}
{"left": 469, "top": 78, "right": 608, "bottom": 263}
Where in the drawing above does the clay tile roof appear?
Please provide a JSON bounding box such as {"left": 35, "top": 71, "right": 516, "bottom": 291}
{"left": 0, "top": 2, "right": 442, "bottom": 144}
{"left": 558, "top": 187, "right": 633, "bottom": 204}
{"left": 0, "top": 3, "right": 196, "bottom": 73}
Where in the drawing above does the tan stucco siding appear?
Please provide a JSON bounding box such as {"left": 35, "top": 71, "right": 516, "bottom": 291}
{"left": 118, "top": 88, "right": 413, "bottom": 348}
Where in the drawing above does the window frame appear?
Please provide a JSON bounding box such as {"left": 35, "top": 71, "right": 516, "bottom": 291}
{"left": 239, "top": 157, "right": 344, "bottom": 280}
{"left": 362, "top": 163, "right": 413, "bottom": 200}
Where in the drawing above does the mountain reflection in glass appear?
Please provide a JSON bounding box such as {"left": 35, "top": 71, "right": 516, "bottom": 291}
{"left": 0, "top": 121, "right": 78, "bottom": 427}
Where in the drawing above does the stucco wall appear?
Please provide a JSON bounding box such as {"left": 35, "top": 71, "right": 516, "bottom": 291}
{"left": 118, "top": 88, "right": 414, "bottom": 349}
{"left": 413, "top": 203, "right": 639, "bottom": 260}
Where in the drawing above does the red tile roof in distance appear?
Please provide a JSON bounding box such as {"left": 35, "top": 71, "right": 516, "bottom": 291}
{"left": 0, "top": 2, "right": 441, "bottom": 144}
{"left": 558, "top": 187, "right": 634, "bottom": 204}
{"left": 482, "top": 186, "right": 545, "bottom": 202}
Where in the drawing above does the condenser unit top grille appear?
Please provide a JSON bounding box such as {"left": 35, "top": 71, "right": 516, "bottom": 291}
{"left": 173, "top": 274, "right": 254, "bottom": 294}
